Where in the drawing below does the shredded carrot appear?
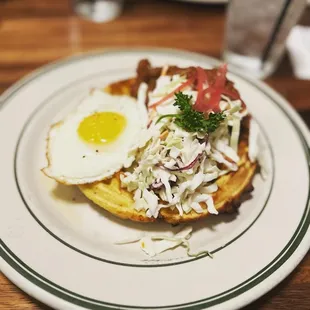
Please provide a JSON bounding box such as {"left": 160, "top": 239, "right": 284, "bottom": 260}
{"left": 160, "top": 130, "right": 169, "bottom": 140}
{"left": 149, "top": 75, "right": 195, "bottom": 109}
{"left": 160, "top": 65, "right": 169, "bottom": 76}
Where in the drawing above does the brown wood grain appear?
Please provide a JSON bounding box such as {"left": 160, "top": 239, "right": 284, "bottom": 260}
{"left": 0, "top": 0, "right": 309, "bottom": 309}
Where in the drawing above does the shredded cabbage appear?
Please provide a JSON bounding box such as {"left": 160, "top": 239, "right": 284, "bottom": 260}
{"left": 230, "top": 116, "right": 241, "bottom": 152}
{"left": 121, "top": 75, "right": 250, "bottom": 219}
{"left": 115, "top": 226, "right": 212, "bottom": 258}
{"left": 249, "top": 119, "right": 269, "bottom": 179}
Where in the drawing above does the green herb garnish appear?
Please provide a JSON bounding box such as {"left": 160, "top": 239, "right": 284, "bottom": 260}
{"left": 156, "top": 92, "right": 225, "bottom": 134}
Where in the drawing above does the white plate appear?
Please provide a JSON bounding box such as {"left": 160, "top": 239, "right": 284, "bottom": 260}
{"left": 0, "top": 48, "right": 309, "bottom": 310}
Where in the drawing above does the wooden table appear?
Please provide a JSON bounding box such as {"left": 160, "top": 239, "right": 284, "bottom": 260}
{"left": 0, "top": 1, "right": 309, "bottom": 309}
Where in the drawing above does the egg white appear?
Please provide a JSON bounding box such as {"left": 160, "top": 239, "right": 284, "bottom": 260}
{"left": 42, "top": 88, "right": 148, "bottom": 185}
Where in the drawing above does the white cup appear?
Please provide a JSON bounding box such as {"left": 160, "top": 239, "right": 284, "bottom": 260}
{"left": 74, "top": 0, "right": 124, "bottom": 23}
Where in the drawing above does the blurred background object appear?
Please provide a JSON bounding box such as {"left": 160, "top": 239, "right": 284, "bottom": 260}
{"left": 287, "top": 25, "right": 310, "bottom": 80}
{"left": 223, "top": 0, "right": 307, "bottom": 79}
{"left": 73, "top": 0, "right": 124, "bottom": 23}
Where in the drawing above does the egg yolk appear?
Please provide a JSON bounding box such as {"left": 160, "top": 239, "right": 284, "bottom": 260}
{"left": 78, "top": 112, "right": 126, "bottom": 145}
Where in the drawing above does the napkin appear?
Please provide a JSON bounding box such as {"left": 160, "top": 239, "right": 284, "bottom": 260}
{"left": 287, "top": 25, "right": 310, "bottom": 80}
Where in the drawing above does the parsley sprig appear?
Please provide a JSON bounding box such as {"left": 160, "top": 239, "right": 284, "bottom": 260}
{"left": 156, "top": 92, "right": 225, "bottom": 134}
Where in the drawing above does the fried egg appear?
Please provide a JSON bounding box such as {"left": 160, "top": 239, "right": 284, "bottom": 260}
{"left": 42, "top": 88, "right": 148, "bottom": 185}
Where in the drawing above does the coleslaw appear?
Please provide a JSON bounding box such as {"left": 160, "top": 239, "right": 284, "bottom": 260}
{"left": 121, "top": 71, "right": 249, "bottom": 219}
